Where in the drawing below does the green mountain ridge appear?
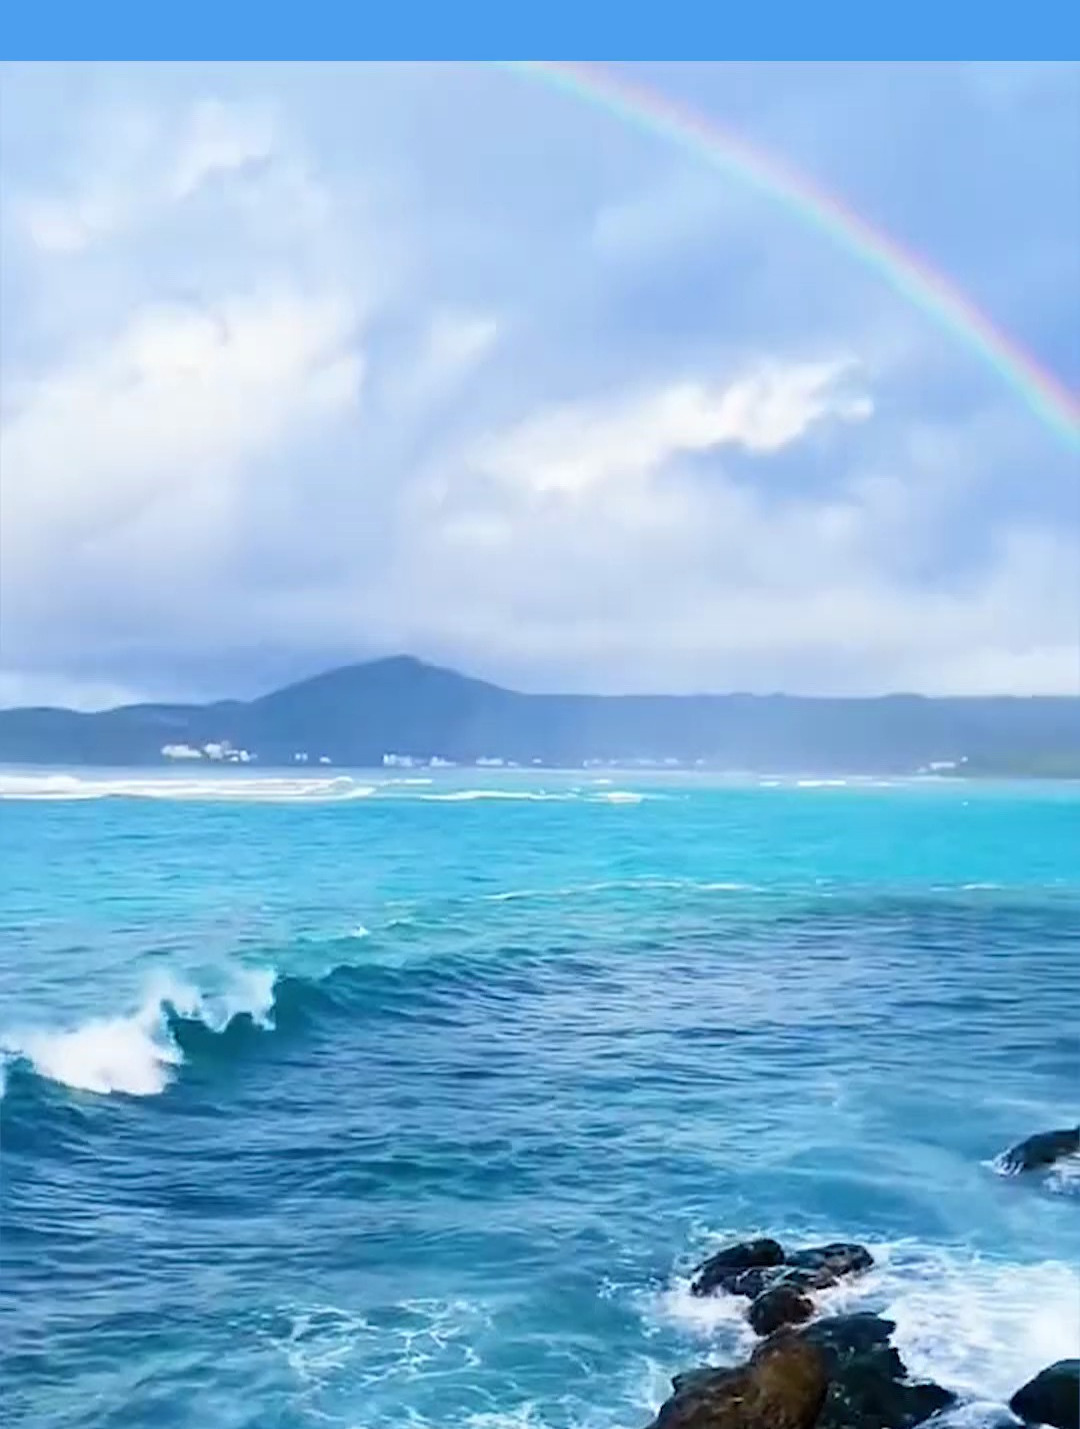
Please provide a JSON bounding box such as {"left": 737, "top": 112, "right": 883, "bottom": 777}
{"left": 1, "top": 655, "right": 1078, "bottom": 774}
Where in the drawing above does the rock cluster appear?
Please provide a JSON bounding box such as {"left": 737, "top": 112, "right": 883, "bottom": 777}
{"left": 646, "top": 1312, "right": 952, "bottom": 1429}
{"left": 690, "top": 1237, "right": 875, "bottom": 1337}
{"left": 646, "top": 1233, "right": 1080, "bottom": 1428}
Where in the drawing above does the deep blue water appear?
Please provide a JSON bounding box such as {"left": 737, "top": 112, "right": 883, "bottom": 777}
{"left": 1, "top": 769, "right": 1078, "bottom": 1428}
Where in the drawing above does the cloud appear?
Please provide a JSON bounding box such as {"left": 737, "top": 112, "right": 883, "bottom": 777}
{"left": 15, "top": 97, "right": 276, "bottom": 254}
{"left": 0, "top": 62, "right": 1075, "bottom": 707}
{"left": 379, "top": 308, "right": 501, "bottom": 414}
{"left": 471, "top": 360, "right": 871, "bottom": 497}
{"left": 168, "top": 99, "right": 275, "bottom": 202}
{"left": 0, "top": 286, "right": 364, "bottom": 656}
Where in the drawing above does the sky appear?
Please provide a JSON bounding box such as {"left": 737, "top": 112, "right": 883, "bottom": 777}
{"left": 0, "top": 60, "right": 1078, "bottom": 708}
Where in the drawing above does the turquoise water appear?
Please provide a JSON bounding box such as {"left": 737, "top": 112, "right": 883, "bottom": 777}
{"left": 2, "top": 770, "right": 1078, "bottom": 1427}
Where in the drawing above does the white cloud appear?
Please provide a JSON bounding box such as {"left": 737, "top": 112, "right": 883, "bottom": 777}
{"left": 332, "top": 386, "right": 1075, "bottom": 697}
{"left": 423, "top": 310, "right": 499, "bottom": 377}
{"left": 381, "top": 308, "right": 500, "bottom": 413}
{"left": 470, "top": 359, "right": 871, "bottom": 498}
{"left": 15, "top": 98, "right": 276, "bottom": 254}
{"left": 18, "top": 194, "right": 116, "bottom": 255}
{"left": 168, "top": 99, "right": 275, "bottom": 201}
{"left": 1, "top": 288, "right": 363, "bottom": 587}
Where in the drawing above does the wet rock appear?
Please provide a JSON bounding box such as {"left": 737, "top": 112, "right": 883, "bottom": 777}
{"left": 748, "top": 1283, "right": 814, "bottom": 1336}
{"left": 646, "top": 1333, "right": 828, "bottom": 1429}
{"left": 999, "top": 1128, "right": 1080, "bottom": 1174}
{"left": 787, "top": 1242, "right": 875, "bottom": 1285}
{"left": 816, "top": 1354, "right": 954, "bottom": 1428}
{"left": 670, "top": 1368, "right": 722, "bottom": 1397}
{"left": 802, "top": 1312, "right": 896, "bottom": 1361}
{"left": 651, "top": 1311, "right": 955, "bottom": 1429}
{"left": 693, "top": 1238, "right": 874, "bottom": 1301}
{"left": 1009, "top": 1359, "right": 1080, "bottom": 1428}
{"left": 690, "top": 1238, "right": 786, "bottom": 1297}
{"left": 775, "top": 1264, "right": 847, "bottom": 1293}
{"left": 727, "top": 1265, "right": 785, "bottom": 1299}
{"left": 801, "top": 1315, "right": 955, "bottom": 1429}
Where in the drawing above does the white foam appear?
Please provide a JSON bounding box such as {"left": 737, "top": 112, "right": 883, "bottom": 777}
{"left": 267, "top": 1297, "right": 491, "bottom": 1392}
{"left": 265, "top": 1297, "right": 666, "bottom": 1428}
{"left": 348, "top": 924, "right": 371, "bottom": 939}
{"left": 418, "top": 786, "right": 659, "bottom": 804}
{"left": 421, "top": 789, "right": 570, "bottom": 802}
{"left": 872, "top": 1243, "right": 1080, "bottom": 1403}
{"left": 7, "top": 1002, "right": 184, "bottom": 1096}
{"left": 989, "top": 1148, "right": 1080, "bottom": 1195}
{"left": 481, "top": 877, "right": 757, "bottom": 905}
{"left": 273, "top": 1304, "right": 372, "bottom": 1385}
{"left": 1045, "top": 1156, "right": 1080, "bottom": 1195}
{"left": 652, "top": 1273, "right": 756, "bottom": 1351}
{"left": 0, "top": 772, "right": 376, "bottom": 803}
{"left": 465, "top": 1412, "right": 552, "bottom": 1428}
{"left": 1, "top": 966, "right": 277, "bottom": 1096}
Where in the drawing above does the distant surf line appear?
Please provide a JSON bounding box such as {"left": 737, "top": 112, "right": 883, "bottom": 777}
{"left": 501, "top": 60, "right": 1080, "bottom": 453}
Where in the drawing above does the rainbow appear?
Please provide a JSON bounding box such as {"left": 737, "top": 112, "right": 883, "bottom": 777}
{"left": 500, "top": 60, "right": 1080, "bottom": 453}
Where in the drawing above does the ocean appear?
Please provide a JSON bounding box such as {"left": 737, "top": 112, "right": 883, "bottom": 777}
{"left": 1, "top": 768, "right": 1078, "bottom": 1428}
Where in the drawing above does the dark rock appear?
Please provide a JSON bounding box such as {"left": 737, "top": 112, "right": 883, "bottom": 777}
{"left": 670, "top": 1368, "right": 724, "bottom": 1397}
{"left": 816, "top": 1350, "right": 954, "bottom": 1428}
{"left": 728, "top": 1265, "right": 786, "bottom": 1299}
{"left": 800, "top": 1315, "right": 955, "bottom": 1429}
{"left": 748, "top": 1283, "right": 814, "bottom": 1336}
{"left": 651, "top": 1310, "right": 955, "bottom": 1429}
{"left": 691, "top": 1238, "right": 873, "bottom": 1300}
{"left": 776, "top": 1264, "right": 844, "bottom": 1293}
{"left": 802, "top": 1313, "right": 897, "bottom": 1361}
{"left": 787, "top": 1242, "right": 875, "bottom": 1285}
{"left": 645, "top": 1334, "right": 828, "bottom": 1428}
{"left": 690, "top": 1238, "right": 786, "bottom": 1297}
{"left": 1009, "top": 1359, "right": 1080, "bottom": 1428}
{"left": 999, "top": 1128, "right": 1080, "bottom": 1174}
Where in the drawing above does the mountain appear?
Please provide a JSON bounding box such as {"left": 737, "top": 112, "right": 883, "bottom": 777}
{"left": 1, "top": 655, "right": 1078, "bottom": 773}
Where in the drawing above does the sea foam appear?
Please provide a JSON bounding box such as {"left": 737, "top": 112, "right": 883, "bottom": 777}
{"left": 0, "top": 772, "right": 376, "bottom": 803}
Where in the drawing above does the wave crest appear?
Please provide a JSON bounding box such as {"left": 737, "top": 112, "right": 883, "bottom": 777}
{"left": 1, "top": 967, "right": 276, "bottom": 1096}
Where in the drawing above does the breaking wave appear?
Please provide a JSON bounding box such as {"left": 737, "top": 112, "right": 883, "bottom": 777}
{"left": 419, "top": 788, "right": 653, "bottom": 804}
{"left": 0, "top": 772, "right": 377, "bottom": 803}
{"left": 0, "top": 774, "right": 657, "bottom": 806}
{"left": 1, "top": 968, "right": 277, "bottom": 1096}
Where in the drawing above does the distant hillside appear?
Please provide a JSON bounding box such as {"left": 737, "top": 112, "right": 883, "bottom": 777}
{"left": 1, "top": 655, "right": 1078, "bottom": 774}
